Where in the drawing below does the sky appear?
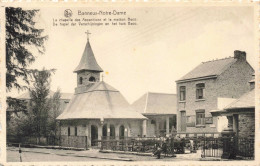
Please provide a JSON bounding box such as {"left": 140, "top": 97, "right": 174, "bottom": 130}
{"left": 8, "top": 6, "right": 256, "bottom": 104}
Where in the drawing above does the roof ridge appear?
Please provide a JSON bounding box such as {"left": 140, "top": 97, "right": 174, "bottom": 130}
{"left": 202, "top": 56, "right": 234, "bottom": 64}
{"left": 177, "top": 55, "right": 237, "bottom": 82}
{"left": 144, "top": 92, "right": 149, "bottom": 114}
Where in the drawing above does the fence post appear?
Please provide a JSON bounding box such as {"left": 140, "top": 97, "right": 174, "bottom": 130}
{"left": 85, "top": 136, "right": 88, "bottom": 150}
{"left": 19, "top": 144, "right": 22, "bottom": 162}
{"left": 202, "top": 136, "right": 205, "bottom": 158}
{"left": 58, "top": 122, "right": 61, "bottom": 147}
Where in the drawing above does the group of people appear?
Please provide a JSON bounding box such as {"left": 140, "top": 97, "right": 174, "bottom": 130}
{"left": 152, "top": 137, "right": 176, "bottom": 159}
{"left": 152, "top": 135, "right": 195, "bottom": 159}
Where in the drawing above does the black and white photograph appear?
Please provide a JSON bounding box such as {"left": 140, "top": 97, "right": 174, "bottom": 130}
{"left": 2, "top": 3, "right": 258, "bottom": 164}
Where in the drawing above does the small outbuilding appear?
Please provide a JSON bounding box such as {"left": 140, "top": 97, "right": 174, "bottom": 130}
{"left": 211, "top": 89, "right": 255, "bottom": 138}
{"left": 131, "top": 92, "right": 177, "bottom": 137}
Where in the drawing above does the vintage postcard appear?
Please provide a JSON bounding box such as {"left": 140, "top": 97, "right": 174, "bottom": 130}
{"left": 0, "top": 1, "right": 259, "bottom": 165}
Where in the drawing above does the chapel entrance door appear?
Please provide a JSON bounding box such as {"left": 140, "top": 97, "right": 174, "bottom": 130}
{"left": 102, "top": 124, "right": 107, "bottom": 138}
{"left": 110, "top": 125, "right": 115, "bottom": 139}
{"left": 91, "top": 125, "right": 98, "bottom": 146}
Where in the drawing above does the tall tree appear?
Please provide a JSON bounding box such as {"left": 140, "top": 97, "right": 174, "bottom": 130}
{"left": 6, "top": 7, "right": 48, "bottom": 91}
{"left": 7, "top": 68, "right": 56, "bottom": 144}
{"left": 28, "top": 68, "right": 55, "bottom": 143}
{"left": 6, "top": 7, "right": 48, "bottom": 123}
{"left": 48, "top": 89, "right": 61, "bottom": 140}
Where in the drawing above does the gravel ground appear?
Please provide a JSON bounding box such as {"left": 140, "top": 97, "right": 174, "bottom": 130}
{"left": 7, "top": 146, "right": 202, "bottom": 162}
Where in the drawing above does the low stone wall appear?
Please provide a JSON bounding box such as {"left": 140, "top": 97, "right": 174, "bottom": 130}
{"left": 61, "top": 135, "right": 87, "bottom": 148}
{"left": 239, "top": 113, "right": 255, "bottom": 138}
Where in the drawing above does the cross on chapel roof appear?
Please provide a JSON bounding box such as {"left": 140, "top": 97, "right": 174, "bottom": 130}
{"left": 85, "top": 30, "right": 91, "bottom": 41}
{"left": 74, "top": 31, "right": 103, "bottom": 73}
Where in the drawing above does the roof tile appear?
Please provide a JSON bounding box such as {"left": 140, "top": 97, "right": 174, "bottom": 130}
{"left": 177, "top": 57, "right": 236, "bottom": 82}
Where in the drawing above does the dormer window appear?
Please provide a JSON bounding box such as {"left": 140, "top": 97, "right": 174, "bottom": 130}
{"left": 79, "top": 77, "right": 83, "bottom": 85}
{"left": 89, "top": 76, "right": 96, "bottom": 82}
{"left": 196, "top": 83, "right": 205, "bottom": 99}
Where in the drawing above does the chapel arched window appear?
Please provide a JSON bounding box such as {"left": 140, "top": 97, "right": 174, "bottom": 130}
{"left": 89, "top": 76, "right": 96, "bottom": 82}
{"left": 79, "top": 77, "right": 83, "bottom": 85}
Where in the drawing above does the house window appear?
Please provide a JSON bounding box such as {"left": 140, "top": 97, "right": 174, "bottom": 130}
{"left": 79, "top": 77, "right": 83, "bottom": 85}
{"left": 196, "top": 83, "right": 205, "bottom": 99}
{"left": 68, "top": 127, "right": 70, "bottom": 136}
{"left": 151, "top": 120, "right": 156, "bottom": 124}
{"left": 196, "top": 110, "right": 205, "bottom": 125}
{"left": 75, "top": 127, "right": 77, "bottom": 136}
{"left": 180, "top": 86, "right": 186, "bottom": 101}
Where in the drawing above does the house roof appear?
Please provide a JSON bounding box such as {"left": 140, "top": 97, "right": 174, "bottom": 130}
{"left": 177, "top": 57, "right": 236, "bottom": 82}
{"left": 57, "top": 81, "right": 147, "bottom": 120}
{"left": 224, "top": 89, "right": 255, "bottom": 110}
{"left": 74, "top": 40, "right": 103, "bottom": 73}
{"left": 131, "top": 92, "right": 177, "bottom": 115}
{"left": 17, "top": 90, "right": 73, "bottom": 100}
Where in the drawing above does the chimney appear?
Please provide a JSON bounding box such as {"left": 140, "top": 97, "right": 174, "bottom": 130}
{"left": 234, "top": 50, "right": 246, "bottom": 61}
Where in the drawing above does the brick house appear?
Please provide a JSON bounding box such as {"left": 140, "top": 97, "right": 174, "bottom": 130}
{"left": 176, "top": 50, "right": 254, "bottom": 134}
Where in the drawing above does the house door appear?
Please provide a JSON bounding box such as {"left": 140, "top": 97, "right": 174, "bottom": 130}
{"left": 181, "top": 111, "right": 186, "bottom": 131}
{"left": 91, "top": 125, "right": 98, "bottom": 146}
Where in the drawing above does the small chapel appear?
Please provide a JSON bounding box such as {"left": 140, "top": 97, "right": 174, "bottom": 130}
{"left": 56, "top": 32, "right": 147, "bottom": 148}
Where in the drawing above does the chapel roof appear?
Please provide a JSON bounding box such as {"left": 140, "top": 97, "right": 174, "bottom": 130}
{"left": 74, "top": 39, "right": 103, "bottom": 73}
{"left": 131, "top": 92, "right": 177, "bottom": 115}
{"left": 176, "top": 57, "right": 236, "bottom": 82}
{"left": 57, "top": 81, "right": 147, "bottom": 120}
